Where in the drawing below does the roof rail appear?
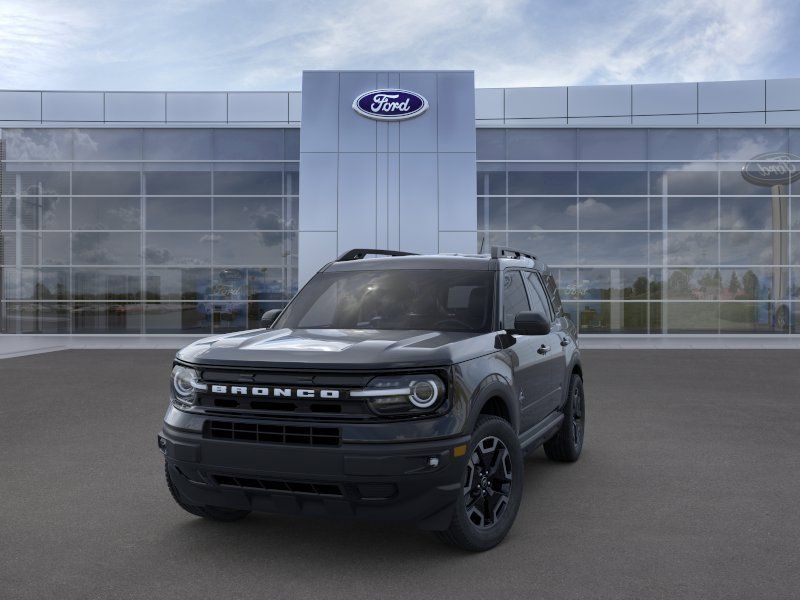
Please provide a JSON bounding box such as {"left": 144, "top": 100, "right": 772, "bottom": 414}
{"left": 336, "top": 248, "right": 418, "bottom": 262}
{"left": 490, "top": 246, "right": 537, "bottom": 261}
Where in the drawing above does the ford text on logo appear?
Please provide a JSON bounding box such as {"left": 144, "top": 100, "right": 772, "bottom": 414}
{"left": 741, "top": 152, "right": 800, "bottom": 186}
{"left": 352, "top": 89, "right": 428, "bottom": 121}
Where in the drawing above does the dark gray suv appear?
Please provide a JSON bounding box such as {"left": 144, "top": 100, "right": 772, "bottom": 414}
{"left": 159, "top": 246, "right": 584, "bottom": 551}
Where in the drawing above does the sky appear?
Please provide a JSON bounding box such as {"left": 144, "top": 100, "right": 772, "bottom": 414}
{"left": 0, "top": 0, "right": 798, "bottom": 91}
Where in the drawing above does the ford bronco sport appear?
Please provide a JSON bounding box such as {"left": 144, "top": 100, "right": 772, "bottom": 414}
{"left": 159, "top": 246, "right": 585, "bottom": 551}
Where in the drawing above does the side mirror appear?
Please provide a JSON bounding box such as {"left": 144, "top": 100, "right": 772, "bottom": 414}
{"left": 260, "top": 309, "right": 282, "bottom": 329}
{"left": 513, "top": 311, "right": 551, "bottom": 336}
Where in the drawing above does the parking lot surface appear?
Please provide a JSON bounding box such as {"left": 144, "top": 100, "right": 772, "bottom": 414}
{"left": 1, "top": 349, "right": 799, "bottom": 600}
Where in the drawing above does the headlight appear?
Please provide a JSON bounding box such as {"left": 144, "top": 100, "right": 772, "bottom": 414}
{"left": 170, "top": 365, "right": 205, "bottom": 408}
{"left": 352, "top": 374, "right": 446, "bottom": 416}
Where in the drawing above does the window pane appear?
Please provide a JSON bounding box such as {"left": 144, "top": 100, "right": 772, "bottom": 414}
{"left": 579, "top": 170, "right": 647, "bottom": 195}
{"left": 5, "top": 170, "right": 70, "bottom": 196}
{"left": 213, "top": 267, "right": 288, "bottom": 301}
{"left": 522, "top": 272, "right": 550, "bottom": 318}
{"left": 214, "top": 129, "right": 284, "bottom": 160}
{"left": 718, "top": 129, "right": 788, "bottom": 160}
{"left": 4, "top": 129, "right": 72, "bottom": 160}
{"left": 720, "top": 267, "right": 788, "bottom": 301}
{"left": 476, "top": 129, "right": 505, "bottom": 160}
{"left": 507, "top": 130, "right": 576, "bottom": 160}
{"left": 502, "top": 271, "right": 530, "bottom": 327}
{"left": 720, "top": 167, "right": 774, "bottom": 195}
{"left": 477, "top": 197, "right": 506, "bottom": 230}
{"left": 72, "top": 268, "right": 141, "bottom": 300}
{"left": 211, "top": 303, "right": 249, "bottom": 333}
{"left": 72, "top": 197, "right": 141, "bottom": 230}
{"left": 577, "top": 268, "right": 650, "bottom": 300}
{"left": 477, "top": 165, "right": 506, "bottom": 195}
{"left": 666, "top": 233, "right": 719, "bottom": 265}
{"left": 72, "top": 303, "right": 142, "bottom": 333}
{"left": 72, "top": 232, "right": 140, "bottom": 265}
{"left": 212, "top": 232, "right": 294, "bottom": 266}
{"left": 213, "top": 167, "right": 283, "bottom": 195}
{"left": 145, "top": 268, "right": 212, "bottom": 301}
{"left": 720, "top": 232, "right": 781, "bottom": 265}
{"left": 666, "top": 268, "right": 720, "bottom": 300}
{"left": 648, "top": 129, "right": 717, "bottom": 160}
{"left": 508, "top": 166, "right": 576, "bottom": 195}
{"left": 20, "top": 232, "right": 70, "bottom": 265}
{"left": 285, "top": 129, "right": 300, "bottom": 159}
{"left": 578, "top": 129, "right": 646, "bottom": 160}
{"left": 720, "top": 197, "right": 782, "bottom": 230}
{"left": 143, "top": 129, "right": 213, "bottom": 160}
{"left": 667, "top": 197, "right": 718, "bottom": 230}
{"left": 144, "top": 171, "right": 211, "bottom": 195}
{"left": 720, "top": 302, "right": 785, "bottom": 333}
{"left": 73, "top": 129, "right": 142, "bottom": 160}
{"left": 2, "top": 303, "right": 70, "bottom": 333}
{"left": 145, "top": 197, "right": 211, "bottom": 230}
{"left": 650, "top": 168, "right": 718, "bottom": 195}
{"left": 145, "top": 232, "right": 212, "bottom": 265}
{"left": 578, "top": 197, "right": 647, "bottom": 230}
{"left": 577, "top": 301, "right": 648, "bottom": 334}
{"left": 579, "top": 233, "right": 649, "bottom": 265}
{"left": 20, "top": 197, "right": 70, "bottom": 230}
{"left": 3, "top": 267, "right": 69, "bottom": 300}
{"left": 72, "top": 171, "right": 141, "bottom": 195}
{"left": 144, "top": 303, "right": 212, "bottom": 334}
{"left": 213, "top": 197, "right": 284, "bottom": 230}
{"left": 508, "top": 232, "right": 577, "bottom": 265}
{"left": 508, "top": 197, "right": 576, "bottom": 230}
{"left": 664, "top": 302, "right": 719, "bottom": 333}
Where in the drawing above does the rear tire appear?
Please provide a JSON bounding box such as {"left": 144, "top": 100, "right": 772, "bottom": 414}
{"left": 543, "top": 373, "right": 585, "bottom": 462}
{"left": 164, "top": 462, "right": 251, "bottom": 522}
{"left": 436, "top": 415, "right": 524, "bottom": 552}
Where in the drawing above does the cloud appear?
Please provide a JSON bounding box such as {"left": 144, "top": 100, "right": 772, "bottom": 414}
{"left": 0, "top": 0, "right": 795, "bottom": 90}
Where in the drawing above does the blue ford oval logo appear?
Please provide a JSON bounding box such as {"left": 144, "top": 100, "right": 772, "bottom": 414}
{"left": 742, "top": 152, "right": 800, "bottom": 186}
{"left": 353, "top": 89, "right": 428, "bottom": 121}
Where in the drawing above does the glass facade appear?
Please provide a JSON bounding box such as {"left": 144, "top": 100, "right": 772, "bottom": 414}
{"left": 477, "top": 128, "right": 799, "bottom": 335}
{"left": 0, "top": 128, "right": 299, "bottom": 334}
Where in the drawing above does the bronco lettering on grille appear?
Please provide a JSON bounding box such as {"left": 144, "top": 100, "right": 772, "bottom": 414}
{"left": 209, "top": 385, "right": 340, "bottom": 399}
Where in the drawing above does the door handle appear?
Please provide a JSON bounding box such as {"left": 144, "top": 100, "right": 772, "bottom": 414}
{"left": 537, "top": 344, "right": 551, "bottom": 355}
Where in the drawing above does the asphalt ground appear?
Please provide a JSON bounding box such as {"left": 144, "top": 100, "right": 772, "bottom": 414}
{"left": 1, "top": 349, "right": 799, "bottom": 600}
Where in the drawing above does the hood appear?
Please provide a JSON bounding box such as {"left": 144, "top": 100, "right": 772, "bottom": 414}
{"left": 176, "top": 327, "right": 497, "bottom": 370}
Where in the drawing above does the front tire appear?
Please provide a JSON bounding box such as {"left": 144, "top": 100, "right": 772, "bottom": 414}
{"left": 543, "top": 373, "right": 585, "bottom": 462}
{"left": 164, "top": 462, "right": 251, "bottom": 522}
{"left": 436, "top": 416, "right": 524, "bottom": 552}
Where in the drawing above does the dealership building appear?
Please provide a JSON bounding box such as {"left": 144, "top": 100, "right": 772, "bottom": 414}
{"left": 1, "top": 70, "right": 799, "bottom": 339}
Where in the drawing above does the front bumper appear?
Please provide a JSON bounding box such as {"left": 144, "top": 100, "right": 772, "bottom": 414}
{"left": 159, "top": 414, "right": 470, "bottom": 530}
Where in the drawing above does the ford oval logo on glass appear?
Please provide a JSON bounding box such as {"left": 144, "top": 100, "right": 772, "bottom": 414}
{"left": 741, "top": 152, "right": 800, "bottom": 186}
{"left": 353, "top": 89, "right": 428, "bottom": 121}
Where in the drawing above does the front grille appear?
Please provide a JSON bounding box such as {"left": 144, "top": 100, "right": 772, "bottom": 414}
{"left": 211, "top": 474, "right": 343, "bottom": 497}
{"left": 206, "top": 420, "right": 341, "bottom": 446}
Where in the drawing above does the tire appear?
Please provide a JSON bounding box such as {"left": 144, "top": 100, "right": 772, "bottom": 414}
{"left": 164, "top": 462, "right": 251, "bottom": 522}
{"left": 544, "top": 373, "right": 585, "bottom": 463}
{"left": 436, "top": 415, "right": 524, "bottom": 552}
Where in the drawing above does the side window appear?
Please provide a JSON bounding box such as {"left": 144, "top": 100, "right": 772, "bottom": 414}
{"left": 545, "top": 274, "right": 563, "bottom": 316}
{"left": 502, "top": 271, "right": 530, "bottom": 328}
{"left": 523, "top": 272, "right": 552, "bottom": 320}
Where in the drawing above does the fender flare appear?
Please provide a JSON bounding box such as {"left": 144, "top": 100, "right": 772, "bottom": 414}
{"left": 465, "top": 373, "right": 520, "bottom": 433}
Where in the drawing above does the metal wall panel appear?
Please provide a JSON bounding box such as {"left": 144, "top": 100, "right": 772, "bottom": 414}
{"left": 399, "top": 153, "right": 438, "bottom": 254}
{"left": 398, "top": 72, "right": 438, "bottom": 152}
{"left": 505, "top": 86, "right": 567, "bottom": 119}
{"left": 766, "top": 111, "right": 800, "bottom": 126}
{"left": 568, "top": 85, "right": 631, "bottom": 117}
{"left": 439, "top": 231, "right": 476, "bottom": 254}
{"left": 766, "top": 78, "right": 800, "bottom": 111}
{"left": 437, "top": 71, "right": 476, "bottom": 152}
{"left": 337, "top": 153, "right": 377, "bottom": 252}
{"left": 298, "top": 231, "right": 338, "bottom": 284}
{"left": 338, "top": 72, "right": 377, "bottom": 152}
{"left": 475, "top": 88, "right": 504, "bottom": 120}
{"left": 228, "top": 92, "right": 288, "bottom": 122}
{"left": 166, "top": 92, "right": 226, "bottom": 122}
{"left": 632, "top": 114, "right": 698, "bottom": 125}
{"left": 569, "top": 116, "right": 631, "bottom": 125}
{"left": 698, "top": 80, "right": 764, "bottom": 114}
{"left": 289, "top": 92, "right": 302, "bottom": 122}
{"left": 0, "top": 91, "right": 41, "bottom": 121}
{"left": 299, "top": 72, "right": 339, "bottom": 152}
{"left": 105, "top": 92, "right": 165, "bottom": 122}
{"left": 42, "top": 92, "right": 103, "bottom": 121}
{"left": 438, "top": 153, "right": 477, "bottom": 231}
{"left": 698, "top": 111, "right": 765, "bottom": 125}
{"left": 632, "top": 82, "right": 696, "bottom": 115}
{"left": 298, "top": 153, "right": 338, "bottom": 231}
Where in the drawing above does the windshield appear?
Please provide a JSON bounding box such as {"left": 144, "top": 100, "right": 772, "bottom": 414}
{"left": 274, "top": 269, "right": 495, "bottom": 332}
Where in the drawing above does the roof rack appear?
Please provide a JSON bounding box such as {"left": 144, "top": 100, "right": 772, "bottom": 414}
{"left": 336, "top": 248, "right": 418, "bottom": 262}
{"left": 490, "top": 246, "right": 537, "bottom": 261}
